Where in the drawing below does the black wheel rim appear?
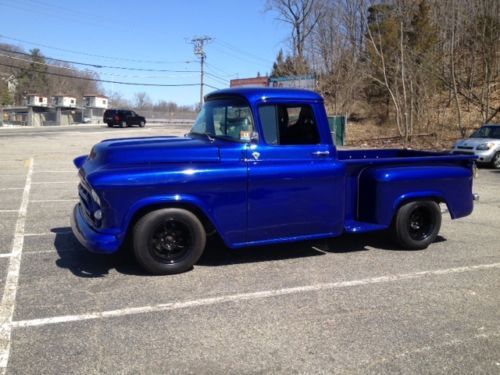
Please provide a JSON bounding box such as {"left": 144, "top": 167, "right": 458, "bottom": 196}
{"left": 149, "top": 219, "right": 192, "bottom": 264}
{"left": 407, "top": 206, "right": 435, "bottom": 241}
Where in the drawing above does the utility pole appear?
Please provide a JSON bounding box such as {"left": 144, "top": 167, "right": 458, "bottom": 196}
{"left": 191, "top": 36, "right": 212, "bottom": 107}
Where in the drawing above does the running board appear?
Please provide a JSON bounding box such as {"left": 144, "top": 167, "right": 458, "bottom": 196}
{"left": 344, "top": 220, "right": 387, "bottom": 233}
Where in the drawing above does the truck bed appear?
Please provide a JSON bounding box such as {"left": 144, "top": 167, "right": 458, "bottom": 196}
{"left": 338, "top": 149, "right": 476, "bottom": 233}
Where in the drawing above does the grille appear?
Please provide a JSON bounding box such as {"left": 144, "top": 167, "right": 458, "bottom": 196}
{"left": 78, "top": 181, "right": 97, "bottom": 226}
{"left": 457, "top": 146, "right": 474, "bottom": 150}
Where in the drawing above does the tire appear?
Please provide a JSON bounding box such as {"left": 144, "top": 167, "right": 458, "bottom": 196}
{"left": 491, "top": 152, "right": 500, "bottom": 169}
{"left": 121, "top": 121, "right": 127, "bottom": 128}
{"left": 392, "top": 200, "right": 441, "bottom": 250}
{"left": 107, "top": 122, "right": 113, "bottom": 128}
{"left": 133, "top": 208, "right": 206, "bottom": 275}
{"left": 139, "top": 121, "right": 145, "bottom": 128}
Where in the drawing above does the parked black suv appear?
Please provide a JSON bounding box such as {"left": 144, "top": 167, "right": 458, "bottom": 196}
{"left": 103, "top": 109, "right": 146, "bottom": 128}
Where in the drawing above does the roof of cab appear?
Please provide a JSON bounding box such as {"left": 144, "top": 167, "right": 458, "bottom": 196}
{"left": 205, "top": 87, "right": 323, "bottom": 104}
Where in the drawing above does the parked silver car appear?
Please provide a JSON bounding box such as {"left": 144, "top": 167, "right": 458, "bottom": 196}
{"left": 452, "top": 124, "right": 500, "bottom": 168}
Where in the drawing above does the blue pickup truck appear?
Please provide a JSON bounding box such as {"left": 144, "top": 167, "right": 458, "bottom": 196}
{"left": 71, "top": 88, "right": 477, "bottom": 275}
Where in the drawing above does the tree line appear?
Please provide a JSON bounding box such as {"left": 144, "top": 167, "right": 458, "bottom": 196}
{"left": 0, "top": 43, "right": 101, "bottom": 106}
{"left": 268, "top": 0, "right": 499, "bottom": 142}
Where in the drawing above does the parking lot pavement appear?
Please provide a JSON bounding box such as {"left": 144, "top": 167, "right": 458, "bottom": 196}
{"left": 0, "top": 124, "right": 499, "bottom": 374}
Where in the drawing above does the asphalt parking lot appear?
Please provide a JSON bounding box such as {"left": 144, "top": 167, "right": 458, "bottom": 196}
{"left": 0, "top": 124, "right": 499, "bottom": 374}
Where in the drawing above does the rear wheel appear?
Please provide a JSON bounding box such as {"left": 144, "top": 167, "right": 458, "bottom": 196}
{"left": 392, "top": 200, "right": 441, "bottom": 250}
{"left": 133, "top": 208, "right": 206, "bottom": 275}
{"left": 491, "top": 152, "right": 500, "bottom": 169}
{"left": 106, "top": 122, "right": 113, "bottom": 127}
{"left": 139, "top": 121, "right": 145, "bottom": 128}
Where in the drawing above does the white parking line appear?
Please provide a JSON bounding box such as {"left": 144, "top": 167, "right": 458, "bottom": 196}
{"left": 0, "top": 188, "right": 23, "bottom": 191}
{"left": 31, "top": 181, "right": 76, "bottom": 185}
{"left": 0, "top": 254, "right": 14, "bottom": 259}
{"left": 0, "top": 210, "right": 18, "bottom": 213}
{"left": 24, "top": 230, "right": 73, "bottom": 236}
{"left": 0, "top": 157, "right": 33, "bottom": 372}
{"left": 33, "top": 171, "right": 75, "bottom": 173}
{"left": 30, "top": 199, "right": 77, "bottom": 203}
{"left": 7, "top": 261, "right": 500, "bottom": 330}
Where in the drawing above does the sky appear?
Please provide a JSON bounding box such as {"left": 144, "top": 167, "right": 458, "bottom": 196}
{"left": 0, "top": 0, "right": 290, "bottom": 106}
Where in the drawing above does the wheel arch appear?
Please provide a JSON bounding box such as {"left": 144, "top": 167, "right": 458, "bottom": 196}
{"left": 391, "top": 191, "right": 449, "bottom": 222}
{"left": 123, "top": 195, "right": 221, "bottom": 244}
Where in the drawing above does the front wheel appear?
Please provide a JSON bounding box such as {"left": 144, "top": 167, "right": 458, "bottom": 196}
{"left": 392, "top": 200, "right": 441, "bottom": 250}
{"left": 491, "top": 152, "right": 500, "bottom": 169}
{"left": 133, "top": 208, "right": 206, "bottom": 275}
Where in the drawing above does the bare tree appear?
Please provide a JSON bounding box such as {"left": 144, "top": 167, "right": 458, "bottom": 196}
{"left": 134, "top": 92, "right": 152, "bottom": 111}
{"left": 267, "top": 0, "right": 323, "bottom": 60}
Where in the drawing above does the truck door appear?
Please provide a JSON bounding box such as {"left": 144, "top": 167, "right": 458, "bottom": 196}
{"left": 246, "top": 103, "right": 345, "bottom": 243}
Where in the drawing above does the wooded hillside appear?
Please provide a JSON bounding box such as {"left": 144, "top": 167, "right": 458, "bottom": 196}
{"left": 268, "top": 0, "right": 500, "bottom": 145}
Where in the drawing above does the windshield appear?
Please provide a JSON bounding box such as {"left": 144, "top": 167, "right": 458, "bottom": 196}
{"left": 190, "top": 98, "right": 254, "bottom": 142}
{"left": 470, "top": 126, "right": 500, "bottom": 139}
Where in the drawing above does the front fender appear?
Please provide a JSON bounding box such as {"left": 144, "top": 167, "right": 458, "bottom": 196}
{"left": 73, "top": 155, "right": 88, "bottom": 169}
{"left": 121, "top": 194, "right": 222, "bottom": 240}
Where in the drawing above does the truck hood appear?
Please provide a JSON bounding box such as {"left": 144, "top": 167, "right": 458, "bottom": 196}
{"left": 454, "top": 137, "right": 500, "bottom": 148}
{"left": 83, "top": 136, "right": 220, "bottom": 167}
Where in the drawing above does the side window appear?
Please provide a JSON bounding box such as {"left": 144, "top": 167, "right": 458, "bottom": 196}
{"left": 259, "top": 104, "right": 320, "bottom": 145}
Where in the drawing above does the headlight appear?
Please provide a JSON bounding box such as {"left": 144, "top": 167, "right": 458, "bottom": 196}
{"left": 476, "top": 142, "right": 493, "bottom": 150}
{"left": 91, "top": 189, "right": 101, "bottom": 206}
{"left": 93, "top": 209, "right": 102, "bottom": 220}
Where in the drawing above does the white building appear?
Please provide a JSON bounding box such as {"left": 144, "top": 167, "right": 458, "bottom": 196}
{"left": 26, "top": 94, "right": 48, "bottom": 107}
{"left": 83, "top": 95, "right": 108, "bottom": 109}
{"left": 52, "top": 95, "right": 77, "bottom": 108}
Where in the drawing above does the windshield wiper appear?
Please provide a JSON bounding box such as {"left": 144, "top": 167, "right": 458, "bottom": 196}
{"left": 189, "top": 131, "right": 215, "bottom": 142}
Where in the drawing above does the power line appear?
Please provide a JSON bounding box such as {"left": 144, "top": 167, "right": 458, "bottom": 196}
{"left": 204, "top": 71, "right": 229, "bottom": 82}
{"left": 204, "top": 62, "right": 238, "bottom": 78}
{"left": 0, "top": 53, "right": 198, "bottom": 80}
{"left": 0, "top": 34, "right": 189, "bottom": 65}
{"left": 210, "top": 44, "right": 271, "bottom": 70}
{"left": 0, "top": 61, "right": 200, "bottom": 87}
{"left": 204, "top": 84, "right": 220, "bottom": 90}
{"left": 204, "top": 72, "right": 229, "bottom": 86}
{"left": 0, "top": 1, "right": 105, "bottom": 28}
{"left": 214, "top": 39, "right": 273, "bottom": 65}
{"left": 18, "top": 0, "right": 100, "bottom": 19}
{"left": 0, "top": 47, "right": 199, "bottom": 73}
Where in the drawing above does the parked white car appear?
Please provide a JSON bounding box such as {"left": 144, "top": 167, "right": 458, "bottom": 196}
{"left": 452, "top": 124, "right": 500, "bottom": 168}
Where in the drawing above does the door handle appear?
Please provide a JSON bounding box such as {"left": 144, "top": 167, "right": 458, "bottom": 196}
{"left": 312, "top": 151, "right": 330, "bottom": 157}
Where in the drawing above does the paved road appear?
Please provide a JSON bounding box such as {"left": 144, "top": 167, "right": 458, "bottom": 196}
{"left": 0, "top": 126, "right": 499, "bottom": 374}
{"left": 0, "top": 122, "right": 192, "bottom": 137}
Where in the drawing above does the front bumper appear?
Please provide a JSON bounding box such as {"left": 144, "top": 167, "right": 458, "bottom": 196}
{"left": 71, "top": 204, "right": 121, "bottom": 254}
{"left": 452, "top": 149, "right": 495, "bottom": 163}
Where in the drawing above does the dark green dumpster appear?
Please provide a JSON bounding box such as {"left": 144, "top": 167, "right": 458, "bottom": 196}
{"left": 327, "top": 116, "right": 346, "bottom": 146}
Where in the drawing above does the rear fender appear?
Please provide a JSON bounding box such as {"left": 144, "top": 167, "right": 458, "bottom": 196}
{"left": 358, "top": 165, "right": 473, "bottom": 226}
